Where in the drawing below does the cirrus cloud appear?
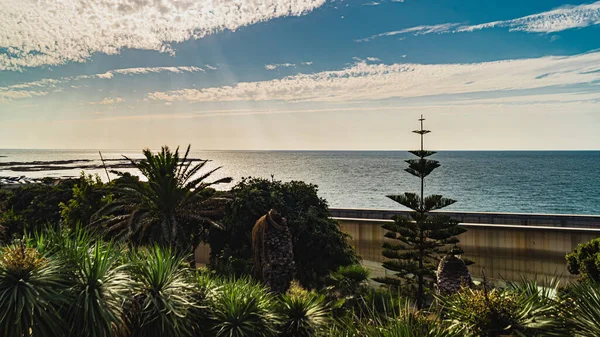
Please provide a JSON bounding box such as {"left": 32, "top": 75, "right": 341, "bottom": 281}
{"left": 357, "top": 1, "right": 600, "bottom": 42}
{"left": 0, "top": 0, "right": 326, "bottom": 70}
{"left": 147, "top": 52, "right": 600, "bottom": 103}
{"left": 0, "top": 66, "right": 206, "bottom": 101}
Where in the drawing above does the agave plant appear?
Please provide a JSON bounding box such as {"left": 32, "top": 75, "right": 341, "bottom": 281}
{"left": 92, "top": 145, "right": 232, "bottom": 253}
{"left": 278, "top": 292, "right": 331, "bottom": 337}
{"left": 66, "top": 242, "right": 134, "bottom": 337}
{"left": 0, "top": 239, "right": 69, "bottom": 337}
{"left": 126, "top": 245, "right": 199, "bottom": 337}
{"left": 206, "top": 277, "right": 280, "bottom": 337}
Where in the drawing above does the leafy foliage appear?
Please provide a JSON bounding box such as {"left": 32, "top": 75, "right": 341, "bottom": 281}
{"left": 376, "top": 118, "right": 466, "bottom": 309}
{"left": 91, "top": 145, "right": 232, "bottom": 251}
{"left": 436, "top": 278, "right": 569, "bottom": 337}
{"left": 59, "top": 172, "right": 113, "bottom": 228}
{"left": 566, "top": 237, "right": 600, "bottom": 282}
{"left": 209, "top": 177, "right": 358, "bottom": 289}
{"left": 0, "top": 179, "right": 76, "bottom": 237}
{"left": 325, "top": 264, "right": 371, "bottom": 311}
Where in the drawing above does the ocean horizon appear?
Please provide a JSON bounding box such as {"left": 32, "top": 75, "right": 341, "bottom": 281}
{"left": 1, "top": 149, "right": 599, "bottom": 216}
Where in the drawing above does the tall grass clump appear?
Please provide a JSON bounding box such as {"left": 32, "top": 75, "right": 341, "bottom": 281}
{"left": 0, "top": 239, "right": 69, "bottom": 337}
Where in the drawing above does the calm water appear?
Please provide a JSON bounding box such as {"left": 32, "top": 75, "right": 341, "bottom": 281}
{"left": 1, "top": 150, "right": 599, "bottom": 215}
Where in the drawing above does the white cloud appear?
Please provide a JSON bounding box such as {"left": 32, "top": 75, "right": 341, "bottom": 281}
{"left": 265, "top": 63, "right": 297, "bottom": 70}
{"left": 147, "top": 51, "right": 600, "bottom": 104}
{"left": 363, "top": 2, "right": 381, "bottom": 6}
{"left": 357, "top": 1, "right": 600, "bottom": 41}
{"left": 88, "top": 97, "right": 125, "bottom": 105}
{"left": 458, "top": 2, "right": 600, "bottom": 33}
{"left": 96, "top": 66, "right": 204, "bottom": 79}
{"left": 302, "top": 61, "right": 313, "bottom": 65}
{"left": 0, "top": 0, "right": 326, "bottom": 70}
{"left": 356, "top": 23, "right": 460, "bottom": 42}
{"left": 0, "top": 90, "right": 48, "bottom": 102}
{"left": 366, "top": 57, "right": 381, "bottom": 62}
{"left": 0, "top": 66, "right": 204, "bottom": 101}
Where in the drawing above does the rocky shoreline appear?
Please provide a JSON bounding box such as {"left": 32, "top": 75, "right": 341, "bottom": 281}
{"left": 0, "top": 158, "right": 207, "bottom": 172}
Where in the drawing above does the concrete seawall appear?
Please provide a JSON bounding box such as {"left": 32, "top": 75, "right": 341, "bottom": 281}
{"left": 331, "top": 208, "right": 600, "bottom": 282}
{"left": 195, "top": 208, "right": 600, "bottom": 283}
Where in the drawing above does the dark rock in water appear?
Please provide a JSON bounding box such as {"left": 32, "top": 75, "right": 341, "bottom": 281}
{"left": 437, "top": 254, "right": 472, "bottom": 295}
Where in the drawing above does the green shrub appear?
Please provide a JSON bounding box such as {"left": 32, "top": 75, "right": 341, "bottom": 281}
{"left": 566, "top": 237, "right": 600, "bottom": 282}
{"left": 0, "top": 240, "right": 69, "bottom": 337}
{"left": 59, "top": 172, "right": 113, "bottom": 228}
{"left": 321, "top": 302, "right": 460, "bottom": 337}
{"left": 437, "top": 279, "right": 568, "bottom": 337}
{"left": 210, "top": 177, "right": 358, "bottom": 289}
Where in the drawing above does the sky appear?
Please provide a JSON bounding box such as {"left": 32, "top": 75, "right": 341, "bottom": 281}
{"left": 0, "top": 0, "right": 599, "bottom": 150}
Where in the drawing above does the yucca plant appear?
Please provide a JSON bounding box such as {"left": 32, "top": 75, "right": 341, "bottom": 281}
{"left": 126, "top": 245, "right": 199, "bottom": 337}
{"left": 66, "top": 242, "right": 134, "bottom": 337}
{"left": 0, "top": 239, "right": 69, "bottom": 337}
{"left": 207, "top": 277, "right": 280, "bottom": 337}
{"left": 278, "top": 292, "right": 331, "bottom": 337}
{"left": 561, "top": 280, "right": 600, "bottom": 336}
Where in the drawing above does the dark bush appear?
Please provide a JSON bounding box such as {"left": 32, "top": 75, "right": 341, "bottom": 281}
{"left": 209, "top": 177, "right": 358, "bottom": 289}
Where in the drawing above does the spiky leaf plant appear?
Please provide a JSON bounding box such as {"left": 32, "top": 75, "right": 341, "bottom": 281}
{"left": 207, "top": 277, "right": 280, "bottom": 337}
{"left": 562, "top": 280, "right": 600, "bottom": 337}
{"left": 126, "top": 245, "right": 199, "bottom": 337}
{"left": 320, "top": 302, "right": 461, "bottom": 337}
{"left": 66, "top": 242, "right": 134, "bottom": 337}
{"left": 326, "top": 264, "right": 371, "bottom": 306}
{"left": 436, "top": 278, "right": 569, "bottom": 337}
{"left": 0, "top": 240, "right": 69, "bottom": 337}
{"left": 92, "top": 145, "right": 232, "bottom": 253}
{"left": 278, "top": 292, "right": 331, "bottom": 337}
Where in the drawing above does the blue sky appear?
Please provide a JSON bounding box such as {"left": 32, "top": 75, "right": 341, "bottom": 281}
{"left": 1, "top": 0, "right": 599, "bottom": 150}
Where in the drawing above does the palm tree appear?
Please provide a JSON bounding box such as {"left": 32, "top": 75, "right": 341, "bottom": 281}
{"left": 91, "top": 145, "right": 232, "bottom": 256}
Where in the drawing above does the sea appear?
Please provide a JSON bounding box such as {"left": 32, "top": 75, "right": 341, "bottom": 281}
{"left": 1, "top": 149, "right": 599, "bottom": 215}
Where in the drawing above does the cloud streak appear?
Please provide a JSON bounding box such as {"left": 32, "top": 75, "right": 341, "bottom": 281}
{"left": 357, "top": 1, "right": 600, "bottom": 41}
{"left": 0, "top": 0, "right": 326, "bottom": 70}
{"left": 88, "top": 97, "right": 125, "bottom": 105}
{"left": 0, "top": 66, "right": 206, "bottom": 101}
{"left": 265, "top": 63, "right": 296, "bottom": 70}
{"left": 147, "top": 52, "right": 600, "bottom": 104}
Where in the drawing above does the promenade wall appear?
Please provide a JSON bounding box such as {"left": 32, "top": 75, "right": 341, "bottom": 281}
{"left": 196, "top": 208, "right": 600, "bottom": 282}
